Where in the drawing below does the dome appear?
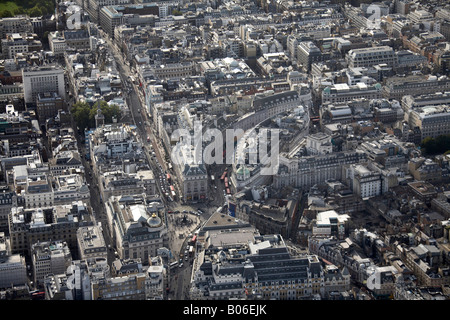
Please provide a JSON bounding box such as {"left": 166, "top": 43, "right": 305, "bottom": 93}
{"left": 147, "top": 213, "right": 162, "bottom": 228}
{"left": 236, "top": 166, "right": 250, "bottom": 180}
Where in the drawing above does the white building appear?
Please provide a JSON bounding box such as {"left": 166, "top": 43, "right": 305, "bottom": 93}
{"left": 48, "top": 31, "right": 66, "bottom": 56}
{"left": 22, "top": 65, "right": 65, "bottom": 104}
{"left": 306, "top": 132, "right": 333, "bottom": 155}
{"left": 312, "top": 210, "right": 350, "bottom": 239}
{"left": 77, "top": 225, "right": 108, "bottom": 261}
{"left": 346, "top": 46, "right": 397, "bottom": 69}
{"left": 322, "top": 82, "right": 383, "bottom": 105}
{"left": 31, "top": 240, "right": 72, "bottom": 286}
{"left": 349, "top": 164, "right": 382, "bottom": 199}
{"left": 0, "top": 233, "right": 27, "bottom": 289}
{"left": 145, "top": 257, "right": 165, "bottom": 300}
{"left": 0, "top": 254, "right": 27, "bottom": 289}
{"left": 21, "top": 172, "right": 54, "bottom": 209}
{"left": 408, "top": 104, "right": 450, "bottom": 141}
{"left": 104, "top": 197, "right": 169, "bottom": 263}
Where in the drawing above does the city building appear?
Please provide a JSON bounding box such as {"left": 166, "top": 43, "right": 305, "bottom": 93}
{"left": 190, "top": 232, "right": 348, "bottom": 300}
{"left": 91, "top": 268, "right": 147, "bottom": 300}
{"left": 1, "top": 33, "right": 42, "bottom": 59}
{"left": 0, "top": 189, "right": 17, "bottom": 233}
{"left": 77, "top": 225, "right": 107, "bottom": 261}
{"left": 346, "top": 46, "right": 397, "bottom": 69}
{"left": 0, "top": 232, "right": 27, "bottom": 289}
{"left": 306, "top": 132, "right": 333, "bottom": 155}
{"left": 349, "top": 164, "right": 382, "bottom": 199}
{"left": 297, "top": 41, "right": 323, "bottom": 72}
{"left": 407, "top": 104, "right": 450, "bottom": 140}
{"left": 383, "top": 75, "right": 450, "bottom": 100}
{"left": 0, "top": 16, "right": 33, "bottom": 39}
{"left": 31, "top": 240, "right": 72, "bottom": 286}
{"left": 274, "top": 151, "right": 367, "bottom": 190}
{"left": 408, "top": 158, "right": 443, "bottom": 184}
{"left": 312, "top": 210, "right": 350, "bottom": 239}
{"left": 322, "top": 83, "right": 383, "bottom": 105}
{"left": 36, "top": 92, "right": 65, "bottom": 124}
{"left": 104, "top": 195, "right": 168, "bottom": 263}
{"left": 22, "top": 65, "right": 65, "bottom": 105}
{"left": 233, "top": 196, "right": 299, "bottom": 239}
{"left": 8, "top": 201, "right": 94, "bottom": 255}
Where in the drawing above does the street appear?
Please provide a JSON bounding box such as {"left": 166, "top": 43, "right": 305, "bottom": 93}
{"left": 90, "top": 30, "right": 228, "bottom": 299}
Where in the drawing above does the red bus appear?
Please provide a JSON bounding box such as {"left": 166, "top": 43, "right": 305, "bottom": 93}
{"left": 225, "top": 181, "right": 229, "bottom": 188}
{"left": 226, "top": 188, "right": 231, "bottom": 195}
{"left": 170, "top": 185, "right": 174, "bottom": 191}
{"left": 310, "top": 116, "right": 320, "bottom": 123}
{"left": 224, "top": 177, "right": 228, "bottom": 184}
{"left": 220, "top": 172, "right": 226, "bottom": 181}
{"left": 167, "top": 174, "right": 171, "bottom": 181}
{"left": 31, "top": 291, "right": 45, "bottom": 300}
{"left": 189, "top": 235, "right": 197, "bottom": 246}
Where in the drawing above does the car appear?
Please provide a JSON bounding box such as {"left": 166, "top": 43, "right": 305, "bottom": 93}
{"left": 167, "top": 210, "right": 173, "bottom": 213}
{"left": 185, "top": 256, "right": 188, "bottom": 261}
{"left": 179, "top": 263, "right": 183, "bottom": 268}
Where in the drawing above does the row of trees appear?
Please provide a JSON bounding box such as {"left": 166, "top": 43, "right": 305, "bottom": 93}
{"left": 0, "top": 0, "right": 55, "bottom": 18}
{"left": 71, "top": 101, "right": 122, "bottom": 132}
{"left": 420, "top": 134, "right": 450, "bottom": 155}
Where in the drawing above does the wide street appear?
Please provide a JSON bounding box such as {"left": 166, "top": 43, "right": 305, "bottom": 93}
{"left": 94, "top": 29, "right": 231, "bottom": 299}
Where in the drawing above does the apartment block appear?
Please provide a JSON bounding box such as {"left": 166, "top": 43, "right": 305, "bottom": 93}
{"left": 274, "top": 151, "right": 367, "bottom": 190}
{"left": 383, "top": 75, "right": 450, "bottom": 100}
{"left": 322, "top": 82, "right": 383, "bottom": 105}
{"left": 91, "top": 270, "right": 147, "bottom": 300}
{"left": 297, "top": 41, "right": 323, "bottom": 72}
{"left": 8, "top": 202, "right": 94, "bottom": 255}
{"left": 77, "top": 225, "right": 107, "bottom": 261}
{"left": 31, "top": 240, "right": 72, "bottom": 286}
{"left": 1, "top": 33, "right": 42, "bottom": 59}
{"left": 104, "top": 196, "right": 168, "bottom": 263}
{"left": 407, "top": 104, "right": 450, "bottom": 141}
{"left": 346, "top": 46, "right": 397, "bottom": 69}
{"left": 0, "top": 16, "right": 33, "bottom": 39}
{"left": 190, "top": 233, "right": 348, "bottom": 300}
{"left": 22, "top": 65, "right": 65, "bottom": 104}
{"left": 36, "top": 92, "right": 65, "bottom": 124}
{"left": 0, "top": 232, "right": 27, "bottom": 289}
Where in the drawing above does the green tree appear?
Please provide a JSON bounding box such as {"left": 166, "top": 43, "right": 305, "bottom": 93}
{"left": 172, "top": 9, "right": 182, "bottom": 16}
{"left": 71, "top": 101, "right": 94, "bottom": 131}
{"left": 421, "top": 134, "right": 450, "bottom": 155}
{"left": 28, "top": 6, "right": 42, "bottom": 17}
{"left": 13, "top": 7, "right": 26, "bottom": 15}
{"left": 0, "top": 10, "right": 14, "bottom": 18}
{"left": 102, "top": 103, "right": 122, "bottom": 123}
{"left": 71, "top": 100, "right": 122, "bottom": 131}
{"left": 94, "top": 100, "right": 122, "bottom": 124}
